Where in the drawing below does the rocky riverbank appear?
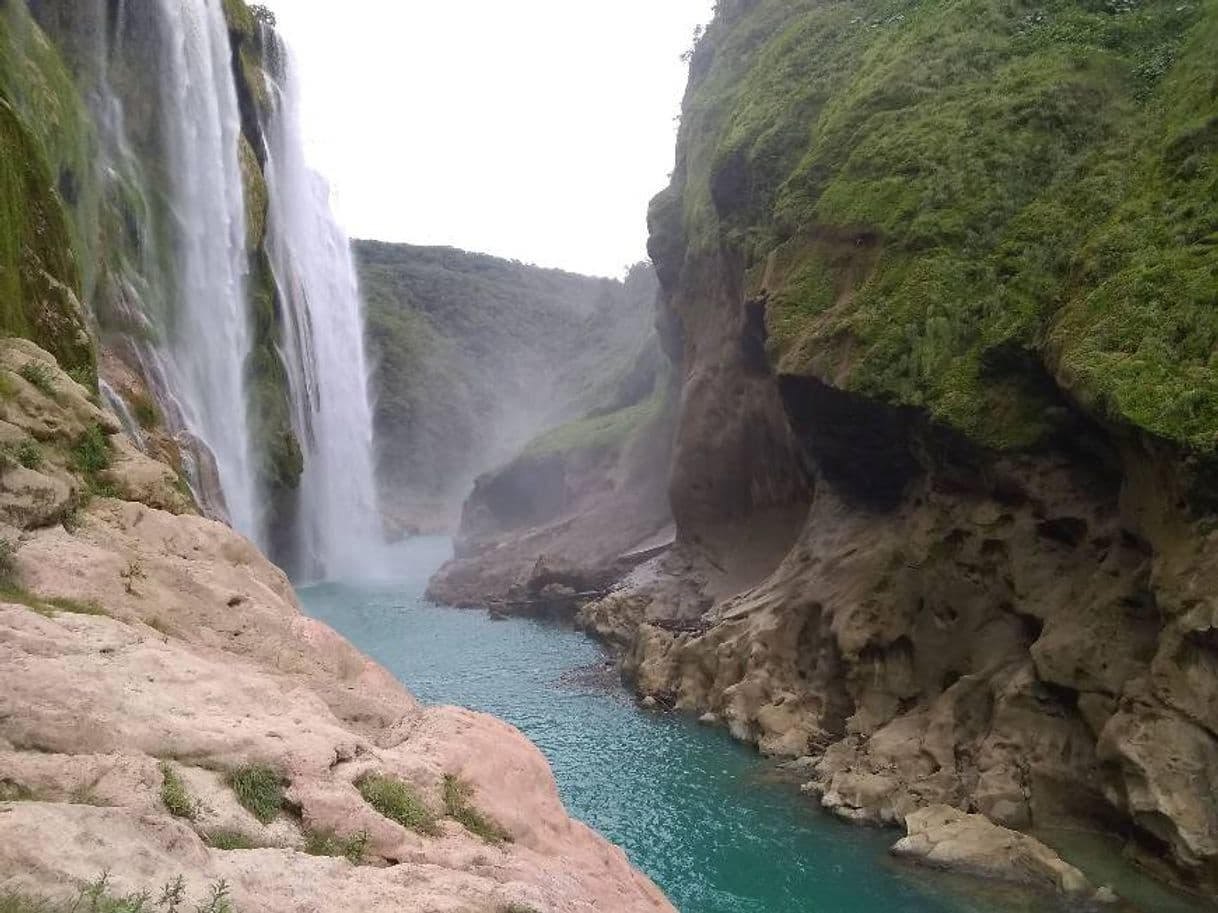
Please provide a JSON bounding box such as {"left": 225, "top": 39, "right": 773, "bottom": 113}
{"left": 426, "top": 0, "right": 1218, "bottom": 904}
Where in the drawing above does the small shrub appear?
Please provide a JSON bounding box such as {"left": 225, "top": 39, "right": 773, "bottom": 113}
{"left": 70, "top": 425, "right": 113, "bottom": 496}
{"left": 443, "top": 775, "right": 511, "bottom": 845}
{"left": 65, "top": 365, "right": 96, "bottom": 392}
{"left": 0, "top": 371, "right": 15, "bottom": 400}
{"left": 159, "top": 762, "right": 197, "bottom": 820}
{"left": 18, "top": 362, "right": 56, "bottom": 397}
{"left": 16, "top": 440, "right": 42, "bottom": 470}
{"left": 0, "top": 871, "right": 228, "bottom": 913}
{"left": 303, "top": 827, "right": 369, "bottom": 864}
{"left": 131, "top": 395, "right": 159, "bottom": 430}
{"left": 227, "top": 764, "right": 283, "bottom": 824}
{"left": 206, "top": 830, "right": 258, "bottom": 851}
{"left": 355, "top": 774, "right": 439, "bottom": 836}
{"left": 501, "top": 906, "right": 542, "bottom": 913}
{"left": 195, "top": 880, "right": 233, "bottom": 913}
{"left": 249, "top": 4, "right": 276, "bottom": 26}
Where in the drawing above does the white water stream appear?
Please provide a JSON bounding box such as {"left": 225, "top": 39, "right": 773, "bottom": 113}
{"left": 39, "top": 0, "right": 385, "bottom": 578}
{"left": 152, "top": 0, "right": 258, "bottom": 539}
{"left": 258, "top": 31, "right": 385, "bottom": 581}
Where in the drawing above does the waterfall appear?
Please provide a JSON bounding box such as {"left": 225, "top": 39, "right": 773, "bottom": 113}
{"left": 152, "top": 0, "right": 258, "bottom": 539}
{"left": 20, "top": 0, "right": 385, "bottom": 580}
{"left": 259, "top": 33, "right": 385, "bottom": 581}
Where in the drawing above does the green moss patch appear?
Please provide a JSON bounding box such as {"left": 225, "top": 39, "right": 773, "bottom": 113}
{"left": 525, "top": 385, "right": 666, "bottom": 457}
{"left": 662, "top": 0, "right": 1218, "bottom": 452}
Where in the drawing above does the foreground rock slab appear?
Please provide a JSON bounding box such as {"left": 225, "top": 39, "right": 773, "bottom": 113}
{"left": 0, "top": 343, "right": 674, "bottom": 913}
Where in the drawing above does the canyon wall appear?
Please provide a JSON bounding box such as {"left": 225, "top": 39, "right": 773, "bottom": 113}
{"left": 570, "top": 0, "right": 1218, "bottom": 896}
{"left": 359, "top": 242, "right": 661, "bottom": 533}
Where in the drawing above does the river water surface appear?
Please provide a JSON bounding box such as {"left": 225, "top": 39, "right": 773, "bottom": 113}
{"left": 298, "top": 537, "right": 1206, "bottom": 913}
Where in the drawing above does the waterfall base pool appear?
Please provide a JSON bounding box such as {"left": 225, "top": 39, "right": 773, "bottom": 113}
{"left": 298, "top": 537, "right": 1207, "bottom": 913}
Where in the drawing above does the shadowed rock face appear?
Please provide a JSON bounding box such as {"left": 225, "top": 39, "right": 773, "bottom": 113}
{"left": 0, "top": 341, "right": 675, "bottom": 913}
{"left": 574, "top": 0, "right": 1218, "bottom": 899}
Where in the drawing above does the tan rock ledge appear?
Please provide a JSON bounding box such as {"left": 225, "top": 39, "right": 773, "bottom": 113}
{"left": 892, "top": 806, "right": 1119, "bottom": 906}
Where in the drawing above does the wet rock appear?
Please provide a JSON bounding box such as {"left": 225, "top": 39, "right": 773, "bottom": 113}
{"left": 892, "top": 806, "right": 1094, "bottom": 899}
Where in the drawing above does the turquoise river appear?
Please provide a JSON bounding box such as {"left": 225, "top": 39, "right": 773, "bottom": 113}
{"left": 298, "top": 537, "right": 1209, "bottom": 913}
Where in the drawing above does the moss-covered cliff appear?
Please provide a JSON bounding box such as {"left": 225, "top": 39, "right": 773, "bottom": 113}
{"left": 574, "top": 0, "right": 1218, "bottom": 899}
{"left": 0, "top": 3, "right": 96, "bottom": 380}
{"left": 653, "top": 0, "right": 1218, "bottom": 454}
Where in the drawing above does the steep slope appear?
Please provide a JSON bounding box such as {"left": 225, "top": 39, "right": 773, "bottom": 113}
{"left": 581, "top": 0, "right": 1218, "bottom": 898}
{"left": 0, "top": 344, "right": 674, "bottom": 913}
{"left": 358, "top": 242, "right": 659, "bottom": 531}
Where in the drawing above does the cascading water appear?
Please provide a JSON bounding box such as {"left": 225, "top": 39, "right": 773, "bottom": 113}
{"left": 152, "top": 0, "right": 259, "bottom": 539}
{"left": 258, "top": 32, "right": 385, "bottom": 582}
{"left": 21, "top": 0, "right": 384, "bottom": 580}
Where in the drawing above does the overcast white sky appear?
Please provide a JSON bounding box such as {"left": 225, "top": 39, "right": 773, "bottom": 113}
{"left": 264, "top": 1, "right": 714, "bottom": 278}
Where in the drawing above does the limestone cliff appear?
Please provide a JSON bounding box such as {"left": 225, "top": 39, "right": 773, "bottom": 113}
{"left": 0, "top": 341, "right": 673, "bottom": 913}
{"left": 576, "top": 0, "right": 1218, "bottom": 898}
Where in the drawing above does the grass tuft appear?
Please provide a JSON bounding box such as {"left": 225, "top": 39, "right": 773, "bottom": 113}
{"left": 18, "top": 362, "right": 56, "bottom": 397}
{"left": 158, "top": 761, "right": 197, "bottom": 820}
{"left": 355, "top": 773, "right": 439, "bottom": 836}
{"left": 205, "top": 830, "right": 259, "bottom": 851}
{"left": 70, "top": 424, "right": 111, "bottom": 476}
{"left": 443, "top": 774, "right": 512, "bottom": 845}
{"left": 226, "top": 764, "right": 284, "bottom": 824}
{"left": 303, "top": 827, "right": 370, "bottom": 864}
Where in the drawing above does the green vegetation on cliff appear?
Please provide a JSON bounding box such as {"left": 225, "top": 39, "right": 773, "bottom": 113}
{"left": 358, "top": 242, "right": 658, "bottom": 506}
{"left": 0, "top": 5, "right": 95, "bottom": 379}
{"left": 659, "top": 0, "right": 1218, "bottom": 451}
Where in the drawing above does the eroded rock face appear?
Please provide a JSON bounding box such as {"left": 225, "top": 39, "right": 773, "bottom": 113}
{"left": 0, "top": 343, "right": 673, "bottom": 913}
{"left": 428, "top": 392, "right": 676, "bottom": 612}
{"left": 583, "top": 331, "right": 1218, "bottom": 892}
{"left": 570, "top": 0, "right": 1218, "bottom": 897}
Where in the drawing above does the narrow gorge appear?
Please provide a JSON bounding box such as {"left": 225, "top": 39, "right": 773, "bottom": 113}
{"left": 3, "top": 0, "right": 1218, "bottom": 912}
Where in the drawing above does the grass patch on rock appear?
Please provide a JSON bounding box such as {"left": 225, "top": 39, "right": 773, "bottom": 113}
{"left": 355, "top": 773, "right": 439, "bottom": 836}
{"left": 303, "top": 827, "right": 370, "bottom": 864}
{"left": 17, "top": 362, "right": 56, "bottom": 397}
{"left": 443, "top": 774, "right": 511, "bottom": 845}
{"left": 226, "top": 764, "right": 284, "bottom": 824}
{"left": 158, "top": 761, "right": 198, "bottom": 820}
{"left": 205, "top": 830, "right": 259, "bottom": 851}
